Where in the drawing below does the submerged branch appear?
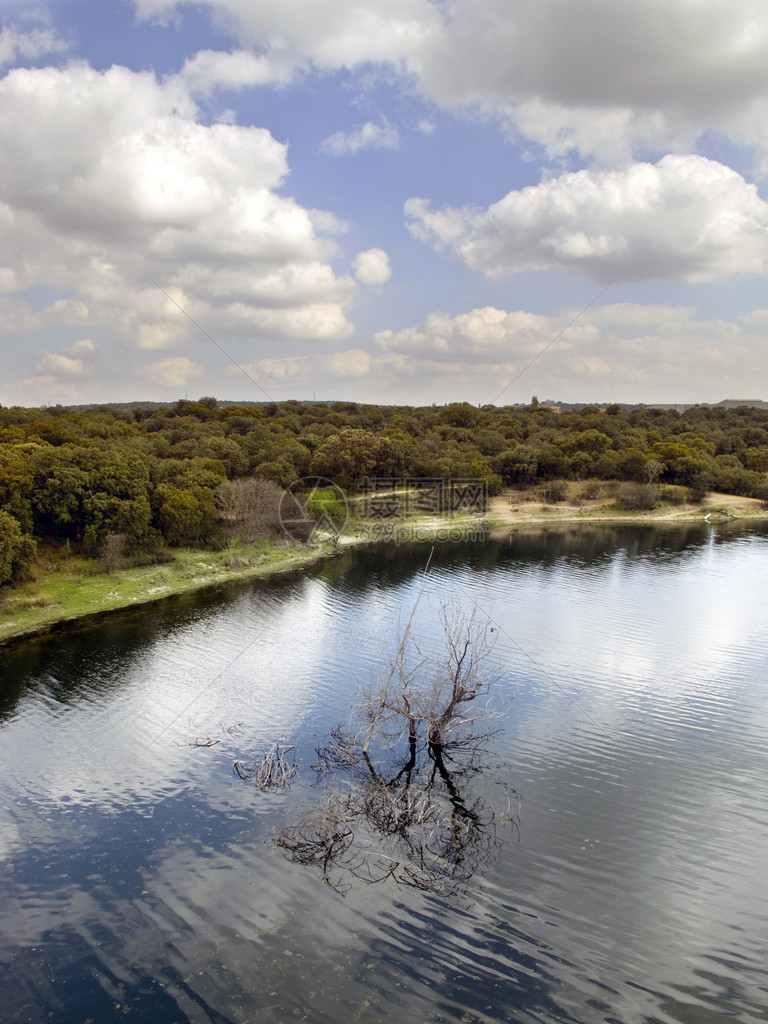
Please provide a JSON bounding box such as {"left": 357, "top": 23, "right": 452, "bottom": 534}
{"left": 234, "top": 742, "right": 298, "bottom": 790}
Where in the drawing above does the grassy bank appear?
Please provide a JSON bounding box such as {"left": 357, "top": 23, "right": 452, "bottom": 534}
{"left": 2, "top": 493, "right": 767, "bottom": 646}
{"left": 0, "top": 537, "right": 337, "bottom": 646}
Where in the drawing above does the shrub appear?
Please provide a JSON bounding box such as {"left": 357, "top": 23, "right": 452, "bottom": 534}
{"left": 658, "top": 485, "right": 687, "bottom": 505}
{"left": 547, "top": 481, "right": 569, "bottom": 503}
{"left": 100, "top": 532, "right": 126, "bottom": 573}
{"left": 687, "top": 479, "right": 709, "bottom": 503}
{"left": 306, "top": 487, "right": 348, "bottom": 528}
{"left": 0, "top": 510, "right": 37, "bottom": 586}
{"left": 616, "top": 483, "right": 656, "bottom": 511}
{"left": 215, "top": 477, "right": 284, "bottom": 540}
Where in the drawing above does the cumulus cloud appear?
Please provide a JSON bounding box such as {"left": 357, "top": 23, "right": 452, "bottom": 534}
{"left": 0, "top": 295, "right": 38, "bottom": 332}
{"left": 225, "top": 299, "right": 768, "bottom": 404}
{"left": 248, "top": 348, "right": 374, "bottom": 383}
{"left": 352, "top": 248, "right": 391, "bottom": 285}
{"left": 371, "top": 302, "right": 768, "bottom": 402}
{"left": 0, "top": 267, "right": 19, "bottom": 293}
{"left": 173, "top": 48, "right": 294, "bottom": 96}
{"left": 0, "top": 61, "right": 361, "bottom": 354}
{"left": 136, "top": 356, "right": 203, "bottom": 387}
{"left": 133, "top": 0, "right": 768, "bottom": 167}
{"left": 0, "top": 24, "right": 67, "bottom": 69}
{"left": 740, "top": 309, "right": 768, "bottom": 325}
{"left": 320, "top": 118, "right": 400, "bottom": 156}
{"left": 34, "top": 338, "right": 96, "bottom": 375}
{"left": 405, "top": 156, "right": 768, "bottom": 283}
{"left": 29, "top": 338, "right": 98, "bottom": 386}
{"left": 375, "top": 307, "right": 562, "bottom": 360}
{"left": 35, "top": 352, "right": 88, "bottom": 377}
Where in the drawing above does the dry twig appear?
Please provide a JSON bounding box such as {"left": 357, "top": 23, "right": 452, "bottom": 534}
{"left": 234, "top": 742, "right": 298, "bottom": 789}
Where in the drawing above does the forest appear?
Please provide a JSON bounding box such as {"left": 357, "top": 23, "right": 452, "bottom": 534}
{"left": 2, "top": 396, "right": 768, "bottom": 586}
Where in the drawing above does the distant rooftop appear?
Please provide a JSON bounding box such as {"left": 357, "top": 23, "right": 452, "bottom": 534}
{"left": 714, "top": 399, "right": 768, "bottom": 409}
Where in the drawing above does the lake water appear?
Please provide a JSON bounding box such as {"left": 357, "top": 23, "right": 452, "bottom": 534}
{"left": 1, "top": 522, "right": 768, "bottom": 1024}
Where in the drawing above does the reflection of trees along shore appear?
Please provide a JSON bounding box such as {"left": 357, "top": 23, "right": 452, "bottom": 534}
{"left": 274, "top": 602, "right": 520, "bottom": 895}
{"left": 1, "top": 398, "right": 768, "bottom": 580}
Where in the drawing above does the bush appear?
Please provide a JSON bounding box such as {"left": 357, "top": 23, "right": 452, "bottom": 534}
{"left": 215, "top": 477, "right": 284, "bottom": 540}
{"left": 616, "top": 483, "right": 657, "bottom": 511}
{"left": 658, "top": 485, "right": 687, "bottom": 505}
{"left": 547, "top": 481, "right": 569, "bottom": 503}
{"left": 0, "top": 510, "right": 37, "bottom": 586}
{"left": 100, "top": 533, "right": 126, "bottom": 573}
{"left": 687, "top": 479, "right": 709, "bottom": 504}
{"left": 306, "top": 487, "right": 348, "bottom": 528}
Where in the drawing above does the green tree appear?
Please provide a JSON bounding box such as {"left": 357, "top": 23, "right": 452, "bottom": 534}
{"left": 155, "top": 485, "right": 216, "bottom": 546}
{"left": 0, "top": 510, "right": 37, "bottom": 586}
{"left": 306, "top": 486, "right": 348, "bottom": 529}
{"left": 742, "top": 447, "right": 768, "bottom": 472}
{"left": 311, "top": 428, "right": 403, "bottom": 485}
{"left": 0, "top": 443, "right": 38, "bottom": 531}
{"left": 30, "top": 444, "right": 152, "bottom": 549}
{"left": 492, "top": 445, "right": 539, "bottom": 485}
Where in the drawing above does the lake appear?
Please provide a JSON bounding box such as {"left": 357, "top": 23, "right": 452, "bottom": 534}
{"left": 1, "top": 522, "right": 767, "bottom": 1024}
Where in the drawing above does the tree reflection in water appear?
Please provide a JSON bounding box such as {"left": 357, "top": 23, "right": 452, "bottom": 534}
{"left": 278, "top": 600, "right": 520, "bottom": 895}
{"left": 279, "top": 730, "right": 519, "bottom": 895}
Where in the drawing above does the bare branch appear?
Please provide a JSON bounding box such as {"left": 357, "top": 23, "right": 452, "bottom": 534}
{"left": 234, "top": 742, "right": 298, "bottom": 789}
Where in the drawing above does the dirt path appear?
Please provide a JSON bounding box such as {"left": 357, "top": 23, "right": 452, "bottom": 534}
{"left": 487, "top": 490, "right": 767, "bottom": 527}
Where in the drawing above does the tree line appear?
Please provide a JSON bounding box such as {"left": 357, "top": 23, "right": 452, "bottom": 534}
{"left": 1, "top": 396, "right": 768, "bottom": 584}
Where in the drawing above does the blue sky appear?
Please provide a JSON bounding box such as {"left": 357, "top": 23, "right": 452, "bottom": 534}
{"left": 1, "top": 0, "right": 767, "bottom": 407}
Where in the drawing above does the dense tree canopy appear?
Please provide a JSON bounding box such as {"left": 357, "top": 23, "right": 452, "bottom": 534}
{"left": 0, "top": 398, "right": 767, "bottom": 584}
{"left": 0, "top": 509, "right": 36, "bottom": 586}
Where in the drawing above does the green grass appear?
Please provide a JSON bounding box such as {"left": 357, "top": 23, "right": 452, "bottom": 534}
{"left": 3, "top": 492, "right": 766, "bottom": 645}
{"left": 0, "top": 537, "right": 334, "bottom": 645}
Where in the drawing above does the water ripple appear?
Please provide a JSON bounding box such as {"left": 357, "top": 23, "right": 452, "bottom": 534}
{"left": 2, "top": 525, "right": 768, "bottom": 1022}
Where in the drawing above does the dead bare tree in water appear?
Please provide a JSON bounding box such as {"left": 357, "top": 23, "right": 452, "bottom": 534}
{"left": 276, "top": 599, "right": 519, "bottom": 895}
{"left": 358, "top": 600, "right": 508, "bottom": 751}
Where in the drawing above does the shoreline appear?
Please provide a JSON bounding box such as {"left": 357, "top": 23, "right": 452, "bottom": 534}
{"left": 2, "top": 493, "right": 767, "bottom": 648}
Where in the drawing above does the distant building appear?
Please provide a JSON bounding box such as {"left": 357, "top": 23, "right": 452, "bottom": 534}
{"left": 715, "top": 399, "right": 768, "bottom": 410}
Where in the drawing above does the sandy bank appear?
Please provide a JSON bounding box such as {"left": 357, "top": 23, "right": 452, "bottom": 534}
{"left": 1, "top": 491, "right": 766, "bottom": 647}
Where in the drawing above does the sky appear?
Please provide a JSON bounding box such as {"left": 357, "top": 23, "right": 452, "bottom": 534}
{"left": 0, "top": 0, "right": 767, "bottom": 408}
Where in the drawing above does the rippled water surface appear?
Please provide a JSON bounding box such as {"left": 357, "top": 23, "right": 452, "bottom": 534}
{"left": 2, "top": 522, "right": 768, "bottom": 1023}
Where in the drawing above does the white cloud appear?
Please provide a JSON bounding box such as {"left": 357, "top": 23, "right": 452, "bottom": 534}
{"left": 35, "top": 352, "right": 88, "bottom": 377}
{"left": 134, "top": 0, "right": 435, "bottom": 69}
{"left": 0, "top": 295, "right": 38, "bottom": 332}
{"left": 173, "top": 48, "right": 294, "bottom": 96}
{"left": 405, "top": 156, "right": 768, "bottom": 283}
{"left": 0, "top": 61, "right": 361, "bottom": 353}
{"left": 0, "top": 267, "right": 18, "bottom": 293}
{"left": 740, "top": 309, "right": 768, "bottom": 326}
{"left": 320, "top": 118, "right": 400, "bottom": 156}
{"left": 0, "top": 25, "right": 67, "bottom": 69}
{"left": 371, "top": 302, "right": 768, "bottom": 402}
{"left": 133, "top": 0, "right": 768, "bottom": 167}
{"left": 136, "top": 356, "right": 203, "bottom": 387}
{"left": 32, "top": 338, "right": 97, "bottom": 381}
{"left": 67, "top": 338, "right": 96, "bottom": 355}
{"left": 375, "top": 307, "right": 560, "bottom": 361}
{"left": 223, "top": 299, "right": 768, "bottom": 404}
{"left": 352, "top": 248, "right": 391, "bottom": 285}
{"left": 249, "top": 348, "right": 373, "bottom": 383}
